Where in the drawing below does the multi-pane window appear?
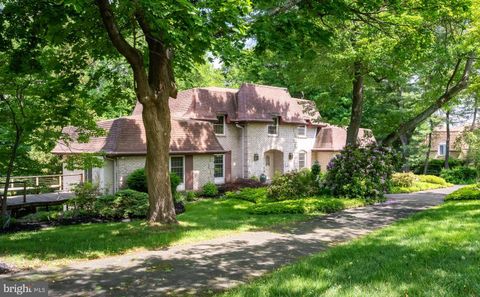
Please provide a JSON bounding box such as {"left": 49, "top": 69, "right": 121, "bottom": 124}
{"left": 268, "top": 117, "right": 279, "bottom": 135}
{"left": 214, "top": 155, "right": 224, "bottom": 178}
{"left": 297, "top": 125, "right": 306, "bottom": 137}
{"left": 213, "top": 115, "right": 225, "bottom": 135}
{"left": 170, "top": 156, "right": 184, "bottom": 183}
{"left": 438, "top": 144, "right": 446, "bottom": 156}
{"left": 299, "top": 151, "right": 306, "bottom": 169}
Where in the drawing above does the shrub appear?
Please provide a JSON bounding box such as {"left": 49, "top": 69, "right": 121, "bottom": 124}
{"left": 126, "top": 168, "right": 148, "bottom": 192}
{"left": 225, "top": 187, "right": 268, "bottom": 203}
{"left": 267, "top": 170, "right": 320, "bottom": 201}
{"left": 417, "top": 174, "right": 449, "bottom": 185}
{"left": 323, "top": 145, "right": 399, "bottom": 199}
{"left": 440, "top": 167, "right": 477, "bottom": 184}
{"left": 186, "top": 191, "right": 197, "bottom": 201}
{"left": 391, "top": 172, "right": 418, "bottom": 187}
{"left": 70, "top": 182, "right": 100, "bottom": 210}
{"left": 218, "top": 178, "right": 264, "bottom": 193}
{"left": 412, "top": 158, "right": 465, "bottom": 175}
{"left": 202, "top": 182, "right": 219, "bottom": 197}
{"left": 126, "top": 168, "right": 182, "bottom": 195}
{"left": 94, "top": 189, "right": 149, "bottom": 219}
{"left": 248, "top": 197, "right": 365, "bottom": 215}
{"left": 311, "top": 161, "right": 321, "bottom": 178}
{"left": 445, "top": 185, "right": 480, "bottom": 201}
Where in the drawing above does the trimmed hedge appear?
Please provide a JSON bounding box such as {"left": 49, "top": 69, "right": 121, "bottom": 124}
{"left": 445, "top": 185, "right": 480, "bottom": 201}
{"left": 412, "top": 158, "right": 465, "bottom": 175}
{"left": 94, "top": 189, "right": 149, "bottom": 219}
{"left": 247, "top": 197, "right": 366, "bottom": 215}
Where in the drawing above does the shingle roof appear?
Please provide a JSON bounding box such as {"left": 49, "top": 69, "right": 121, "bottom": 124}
{"left": 131, "top": 83, "right": 325, "bottom": 125}
{"left": 52, "top": 116, "right": 226, "bottom": 156}
{"left": 313, "top": 126, "right": 375, "bottom": 151}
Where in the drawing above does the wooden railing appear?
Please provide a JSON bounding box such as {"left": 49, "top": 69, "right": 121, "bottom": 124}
{"left": 0, "top": 173, "right": 84, "bottom": 198}
{"left": 0, "top": 181, "right": 27, "bottom": 203}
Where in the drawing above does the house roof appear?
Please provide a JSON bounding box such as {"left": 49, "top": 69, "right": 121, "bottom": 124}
{"left": 312, "top": 126, "right": 375, "bottom": 151}
{"left": 131, "top": 83, "right": 325, "bottom": 125}
{"left": 52, "top": 116, "right": 226, "bottom": 156}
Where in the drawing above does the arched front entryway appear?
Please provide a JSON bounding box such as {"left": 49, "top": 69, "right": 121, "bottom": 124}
{"left": 264, "top": 149, "right": 284, "bottom": 179}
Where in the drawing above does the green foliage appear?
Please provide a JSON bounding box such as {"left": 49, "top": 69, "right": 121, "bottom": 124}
{"left": 70, "top": 182, "right": 100, "bottom": 210}
{"left": 126, "top": 168, "right": 181, "bottom": 195}
{"left": 126, "top": 168, "right": 148, "bottom": 193}
{"left": 412, "top": 158, "right": 465, "bottom": 175}
{"left": 311, "top": 161, "right": 321, "bottom": 178}
{"left": 389, "top": 181, "right": 450, "bottom": 194}
{"left": 224, "top": 188, "right": 268, "bottom": 204}
{"left": 64, "top": 154, "right": 105, "bottom": 171}
{"left": 440, "top": 167, "right": 478, "bottom": 184}
{"left": 94, "top": 190, "right": 149, "bottom": 219}
{"left": 391, "top": 172, "right": 418, "bottom": 187}
{"left": 324, "top": 145, "right": 399, "bottom": 199}
{"left": 445, "top": 185, "right": 480, "bottom": 201}
{"left": 417, "top": 175, "right": 449, "bottom": 185}
{"left": 202, "top": 182, "right": 219, "bottom": 197}
{"left": 267, "top": 170, "right": 320, "bottom": 201}
{"left": 248, "top": 197, "right": 366, "bottom": 215}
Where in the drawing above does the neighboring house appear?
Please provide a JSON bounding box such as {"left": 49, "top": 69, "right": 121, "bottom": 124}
{"left": 428, "top": 125, "right": 469, "bottom": 159}
{"left": 53, "top": 83, "right": 374, "bottom": 193}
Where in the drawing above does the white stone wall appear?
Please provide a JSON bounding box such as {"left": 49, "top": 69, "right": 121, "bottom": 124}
{"left": 216, "top": 123, "right": 242, "bottom": 179}
{"left": 193, "top": 154, "right": 215, "bottom": 189}
{"left": 115, "top": 156, "right": 146, "bottom": 190}
{"left": 244, "top": 123, "right": 317, "bottom": 178}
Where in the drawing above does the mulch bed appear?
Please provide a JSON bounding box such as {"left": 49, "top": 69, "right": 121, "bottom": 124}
{"left": 1, "top": 202, "right": 186, "bottom": 234}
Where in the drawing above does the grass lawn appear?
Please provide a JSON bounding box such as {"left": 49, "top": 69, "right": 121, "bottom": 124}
{"left": 219, "top": 200, "right": 480, "bottom": 297}
{"left": 0, "top": 197, "right": 365, "bottom": 269}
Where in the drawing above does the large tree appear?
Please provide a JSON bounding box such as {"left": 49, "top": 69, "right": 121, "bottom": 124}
{"left": 74, "top": 0, "right": 250, "bottom": 224}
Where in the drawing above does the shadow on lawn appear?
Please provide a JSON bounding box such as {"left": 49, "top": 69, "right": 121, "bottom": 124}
{"left": 0, "top": 199, "right": 307, "bottom": 264}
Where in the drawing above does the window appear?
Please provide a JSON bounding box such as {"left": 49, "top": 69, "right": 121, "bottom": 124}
{"left": 297, "top": 125, "right": 306, "bottom": 137}
{"left": 213, "top": 115, "right": 225, "bottom": 135}
{"left": 214, "top": 155, "right": 224, "bottom": 178}
{"left": 268, "top": 117, "right": 279, "bottom": 135}
{"left": 265, "top": 155, "right": 271, "bottom": 166}
{"left": 170, "top": 156, "right": 184, "bottom": 183}
{"left": 438, "top": 144, "right": 446, "bottom": 156}
{"left": 84, "top": 168, "right": 93, "bottom": 183}
{"left": 299, "top": 151, "right": 306, "bottom": 169}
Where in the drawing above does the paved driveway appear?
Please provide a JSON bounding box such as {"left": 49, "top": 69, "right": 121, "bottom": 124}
{"left": 3, "top": 186, "right": 461, "bottom": 297}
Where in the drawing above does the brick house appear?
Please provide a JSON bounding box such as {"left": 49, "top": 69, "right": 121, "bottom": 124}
{"left": 428, "top": 125, "right": 469, "bottom": 159}
{"left": 53, "top": 83, "right": 374, "bottom": 193}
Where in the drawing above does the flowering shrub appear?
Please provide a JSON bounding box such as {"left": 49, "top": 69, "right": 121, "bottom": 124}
{"left": 323, "top": 145, "right": 399, "bottom": 199}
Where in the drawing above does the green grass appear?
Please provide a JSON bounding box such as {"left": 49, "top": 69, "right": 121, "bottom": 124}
{"left": 390, "top": 181, "right": 452, "bottom": 194}
{"left": 219, "top": 200, "right": 480, "bottom": 297}
{"left": 248, "top": 197, "right": 366, "bottom": 215}
{"left": 1, "top": 197, "right": 365, "bottom": 269}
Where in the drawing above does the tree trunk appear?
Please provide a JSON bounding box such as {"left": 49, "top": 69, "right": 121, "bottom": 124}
{"left": 423, "top": 120, "right": 434, "bottom": 174}
{"left": 2, "top": 126, "right": 22, "bottom": 219}
{"left": 382, "top": 56, "right": 474, "bottom": 145}
{"left": 142, "top": 98, "right": 177, "bottom": 224}
{"left": 472, "top": 95, "right": 478, "bottom": 130}
{"left": 445, "top": 110, "right": 450, "bottom": 169}
{"left": 97, "top": 0, "right": 178, "bottom": 224}
{"left": 400, "top": 133, "right": 410, "bottom": 172}
{"left": 346, "top": 61, "right": 364, "bottom": 146}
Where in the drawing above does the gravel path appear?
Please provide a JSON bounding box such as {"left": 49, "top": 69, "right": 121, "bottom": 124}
{"left": 2, "top": 186, "right": 461, "bottom": 297}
